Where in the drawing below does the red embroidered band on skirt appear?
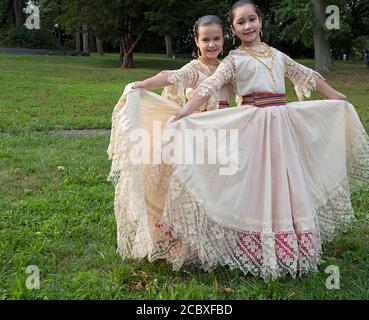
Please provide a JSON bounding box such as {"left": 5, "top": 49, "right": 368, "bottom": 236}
{"left": 239, "top": 231, "right": 317, "bottom": 263}
{"left": 242, "top": 92, "right": 286, "bottom": 107}
{"left": 155, "top": 222, "right": 173, "bottom": 238}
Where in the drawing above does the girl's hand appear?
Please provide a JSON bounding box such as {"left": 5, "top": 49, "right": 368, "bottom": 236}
{"left": 172, "top": 109, "right": 190, "bottom": 122}
{"left": 131, "top": 81, "right": 147, "bottom": 89}
{"left": 331, "top": 92, "right": 348, "bottom": 101}
{"left": 314, "top": 76, "right": 348, "bottom": 102}
{"left": 171, "top": 103, "right": 198, "bottom": 122}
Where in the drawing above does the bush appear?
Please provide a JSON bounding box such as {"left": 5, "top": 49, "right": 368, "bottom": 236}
{"left": 351, "top": 36, "right": 369, "bottom": 61}
{"left": 0, "top": 26, "right": 58, "bottom": 49}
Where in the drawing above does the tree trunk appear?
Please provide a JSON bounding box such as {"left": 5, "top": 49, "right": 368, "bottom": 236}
{"left": 120, "top": 33, "right": 141, "bottom": 68}
{"left": 90, "top": 34, "right": 96, "bottom": 53}
{"left": 96, "top": 37, "right": 104, "bottom": 55}
{"left": 13, "top": 0, "right": 23, "bottom": 27}
{"left": 312, "top": 0, "right": 334, "bottom": 73}
{"left": 82, "top": 24, "right": 89, "bottom": 53}
{"left": 165, "top": 34, "right": 173, "bottom": 57}
{"left": 75, "top": 30, "right": 81, "bottom": 54}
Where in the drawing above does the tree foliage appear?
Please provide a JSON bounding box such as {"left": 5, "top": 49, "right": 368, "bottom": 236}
{"left": 0, "top": 0, "right": 368, "bottom": 68}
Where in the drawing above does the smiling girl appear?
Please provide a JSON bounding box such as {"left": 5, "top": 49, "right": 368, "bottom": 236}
{"left": 157, "top": 0, "right": 369, "bottom": 280}
{"left": 108, "top": 15, "right": 235, "bottom": 268}
{"left": 132, "top": 15, "right": 234, "bottom": 111}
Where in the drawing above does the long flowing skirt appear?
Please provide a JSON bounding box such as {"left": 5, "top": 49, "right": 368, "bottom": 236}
{"left": 108, "top": 85, "right": 197, "bottom": 268}
{"left": 108, "top": 85, "right": 369, "bottom": 280}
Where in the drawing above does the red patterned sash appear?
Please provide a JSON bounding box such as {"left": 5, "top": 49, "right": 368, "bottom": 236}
{"left": 218, "top": 100, "right": 229, "bottom": 109}
{"left": 242, "top": 92, "right": 286, "bottom": 107}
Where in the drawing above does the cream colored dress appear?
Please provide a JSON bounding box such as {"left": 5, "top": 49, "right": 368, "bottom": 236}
{"left": 157, "top": 47, "right": 369, "bottom": 280}
{"left": 107, "top": 59, "right": 234, "bottom": 268}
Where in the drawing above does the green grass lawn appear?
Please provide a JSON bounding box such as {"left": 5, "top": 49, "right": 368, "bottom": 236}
{"left": 0, "top": 52, "right": 368, "bottom": 299}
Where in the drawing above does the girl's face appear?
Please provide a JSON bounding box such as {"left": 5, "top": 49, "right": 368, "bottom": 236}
{"left": 231, "top": 4, "right": 262, "bottom": 46}
{"left": 195, "top": 24, "right": 224, "bottom": 59}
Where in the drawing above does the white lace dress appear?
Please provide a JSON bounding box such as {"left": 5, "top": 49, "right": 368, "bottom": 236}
{"left": 157, "top": 47, "right": 369, "bottom": 280}
{"left": 107, "top": 59, "right": 234, "bottom": 268}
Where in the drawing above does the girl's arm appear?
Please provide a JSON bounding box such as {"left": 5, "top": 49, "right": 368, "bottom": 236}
{"left": 172, "top": 55, "right": 236, "bottom": 121}
{"left": 131, "top": 61, "right": 198, "bottom": 90}
{"left": 172, "top": 92, "right": 208, "bottom": 121}
{"left": 314, "top": 75, "right": 347, "bottom": 100}
{"left": 131, "top": 71, "right": 171, "bottom": 90}
{"left": 283, "top": 53, "right": 347, "bottom": 101}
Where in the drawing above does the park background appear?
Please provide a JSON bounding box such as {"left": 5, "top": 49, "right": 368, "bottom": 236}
{"left": 0, "top": 0, "right": 368, "bottom": 299}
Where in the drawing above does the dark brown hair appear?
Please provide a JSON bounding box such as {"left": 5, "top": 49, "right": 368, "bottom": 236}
{"left": 229, "top": 0, "right": 262, "bottom": 26}
{"left": 193, "top": 15, "right": 224, "bottom": 39}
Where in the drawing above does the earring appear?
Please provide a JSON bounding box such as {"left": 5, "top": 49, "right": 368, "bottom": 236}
{"left": 261, "top": 29, "right": 263, "bottom": 37}
{"left": 221, "top": 50, "right": 224, "bottom": 56}
{"left": 197, "top": 49, "right": 201, "bottom": 57}
{"left": 233, "top": 37, "right": 236, "bottom": 46}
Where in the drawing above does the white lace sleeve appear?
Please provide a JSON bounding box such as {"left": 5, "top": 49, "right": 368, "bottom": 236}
{"left": 283, "top": 53, "right": 325, "bottom": 101}
{"left": 193, "top": 55, "right": 236, "bottom": 110}
{"left": 160, "top": 62, "right": 199, "bottom": 105}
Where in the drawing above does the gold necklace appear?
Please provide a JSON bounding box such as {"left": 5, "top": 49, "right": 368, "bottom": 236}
{"left": 239, "top": 42, "right": 272, "bottom": 57}
{"left": 198, "top": 56, "right": 220, "bottom": 67}
{"left": 239, "top": 42, "right": 277, "bottom": 88}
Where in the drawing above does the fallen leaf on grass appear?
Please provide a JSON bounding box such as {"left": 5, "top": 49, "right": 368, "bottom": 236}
{"left": 134, "top": 281, "right": 148, "bottom": 290}
{"left": 219, "top": 288, "right": 234, "bottom": 294}
{"left": 211, "top": 279, "right": 217, "bottom": 288}
{"left": 138, "top": 270, "right": 149, "bottom": 279}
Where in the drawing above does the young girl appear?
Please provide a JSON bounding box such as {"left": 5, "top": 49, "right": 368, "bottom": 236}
{"left": 157, "top": 0, "right": 369, "bottom": 280}
{"left": 131, "top": 15, "right": 234, "bottom": 110}
{"left": 107, "top": 15, "right": 234, "bottom": 269}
